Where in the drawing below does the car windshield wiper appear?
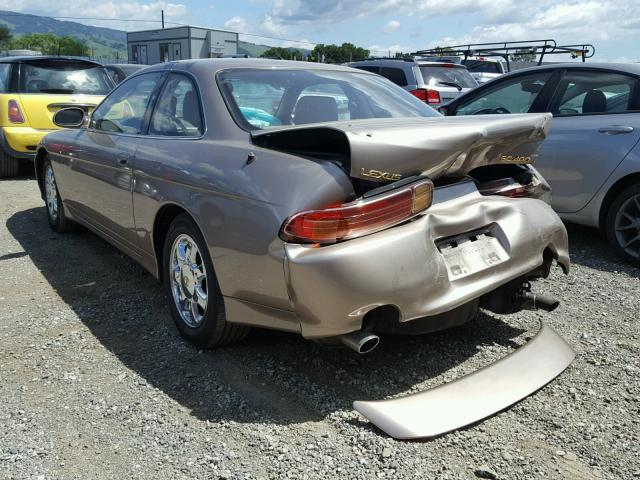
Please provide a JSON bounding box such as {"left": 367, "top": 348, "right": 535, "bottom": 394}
{"left": 39, "top": 88, "right": 75, "bottom": 94}
{"left": 436, "top": 81, "right": 463, "bottom": 91}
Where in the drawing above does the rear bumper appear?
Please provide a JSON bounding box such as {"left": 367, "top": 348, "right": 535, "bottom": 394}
{"left": 353, "top": 320, "right": 575, "bottom": 439}
{"left": 284, "top": 182, "right": 570, "bottom": 339}
{"left": 0, "top": 126, "right": 54, "bottom": 159}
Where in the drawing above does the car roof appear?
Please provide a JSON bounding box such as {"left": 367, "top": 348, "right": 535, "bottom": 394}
{"left": 348, "top": 58, "right": 467, "bottom": 68}
{"left": 0, "top": 55, "right": 102, "bottom": 66}
{"left": 500, "top": 62, "right": 640, "bottom": 77}
{"left": 143, "top": 58, "right": 378, "bottom": 75}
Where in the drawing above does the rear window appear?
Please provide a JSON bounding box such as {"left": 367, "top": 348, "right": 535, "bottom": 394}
{"left": 19, "top": 60, "right": 113, "bottom": 95}
{"left": 462, "top": 60, "right": 502, "bottom": 74}
{"left": 218, "top": 68, "right": 439, "bottom": 130}
{"left": 419, "top": 65, "right": 477, "bottom": 89}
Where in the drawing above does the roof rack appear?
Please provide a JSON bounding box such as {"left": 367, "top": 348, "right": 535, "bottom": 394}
{"left": 412, "top": 40, "right": 595, "bottom": 72}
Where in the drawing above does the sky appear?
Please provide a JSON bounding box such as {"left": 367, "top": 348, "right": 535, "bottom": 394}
{"left": 3, "top": 0, "right": 640, "bottom": 61}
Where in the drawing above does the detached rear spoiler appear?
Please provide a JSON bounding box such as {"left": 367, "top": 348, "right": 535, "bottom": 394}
{"left": 252, "top": 114, "right": 552, "bottom": 181}
{"left": 353, "top": 321, "right": 575, "bottom": 439}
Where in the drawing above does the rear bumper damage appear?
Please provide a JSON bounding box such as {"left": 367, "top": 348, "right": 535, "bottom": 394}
{"left": 284, "top": 181, "right": 569, "bottom": 339}
{"left": 353, "top": 320, "right": 575, "bottom": 439}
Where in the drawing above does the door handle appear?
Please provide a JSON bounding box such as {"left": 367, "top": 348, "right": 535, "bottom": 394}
{"left": 116, "top": 153, "right": 131, "bottom": 166}
{"left": 598, "top": 126, "right": 634, "bottom": 135}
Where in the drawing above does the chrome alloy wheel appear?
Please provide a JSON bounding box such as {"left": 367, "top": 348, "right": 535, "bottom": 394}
{"left": 614, "top": 193, "right": 640, "bottom": 259}
{"left": 44, "top": 164, "right": 59, "bottom": 222}
{"left": 170, "top": 234, "right": 208, "bottom": 327}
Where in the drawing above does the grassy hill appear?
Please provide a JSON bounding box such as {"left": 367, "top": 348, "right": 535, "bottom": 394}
{"left": 0, "top": 10, "right": 127, "bottom": 60}
{"left": 0, "top": 11, "right": 308, "bottom": 62}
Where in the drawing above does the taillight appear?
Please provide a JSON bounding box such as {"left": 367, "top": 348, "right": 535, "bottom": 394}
{"left": 478, "top": 176, "right": 549, "bottom": 200}
{"left": 410, "top": 88, "right": 427, "bottom": 101}
{"left": 410, "top": 88, "right": 441, "bottom": 105}
{"left": 426, "top": 89, "right": 441, "bottom": 104}
{"left": 8, "top": 100, "right": 24, "bottom": 123}
{"left": 280, "top": 179, "right": 433, "bottom": 245}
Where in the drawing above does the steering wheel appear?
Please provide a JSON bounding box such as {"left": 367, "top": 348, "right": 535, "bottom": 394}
{"left": 473, "top": 106, "right": 512, "bottom": 115}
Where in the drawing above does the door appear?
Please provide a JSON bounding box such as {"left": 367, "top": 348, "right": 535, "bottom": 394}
{"left": 536, "top": 69, "right": 640, "bottom": 213}
{"left": 171, "top": 43, "right": 181, "bottom": 61}
{"left": 64, "top": 72, "right": 165, "bottom": 252}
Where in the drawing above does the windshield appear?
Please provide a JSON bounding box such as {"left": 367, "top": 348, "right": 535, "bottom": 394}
{"left": 20, "top": 60, "right": 113, "bottom": 95}
{"left": 419, "top": 65, "right": 477, "bottom": 89}
{"left": 217, "top": 68, "right": 439, "bottom": 130}
{"left": 462, "top": 60, "right": 503, "bottom": 74}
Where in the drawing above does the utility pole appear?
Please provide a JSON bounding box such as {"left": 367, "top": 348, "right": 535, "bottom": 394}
{"left": 161, "top": 10, "right": 165, "bottom": 29}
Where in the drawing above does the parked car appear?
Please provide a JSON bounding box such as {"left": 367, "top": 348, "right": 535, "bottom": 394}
{"left": 461, "top": 56, "right": 506, "bottom": 84}
{"left": 347, "top": 58, "right": 477, "bottom": 107}
{"left": 104, "top": 64, "right": 148, "bottom": 84}
{"left": 35, "top": 59, "right": 573, "bottom": 438}
{"left": 0, "top": 56, "right": 114, "bottom": 177}
{"left": 440, "top": 63, "right": 640, "bottom": 266}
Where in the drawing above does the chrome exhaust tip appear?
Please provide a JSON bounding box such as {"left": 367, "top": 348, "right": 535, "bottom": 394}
{"left": 341, "top": 331, "right": 380, "bottom": 354}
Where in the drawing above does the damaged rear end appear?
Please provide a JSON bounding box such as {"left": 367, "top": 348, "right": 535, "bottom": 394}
{"left": 252, "top": 113, "right": 572, "bottom": 439}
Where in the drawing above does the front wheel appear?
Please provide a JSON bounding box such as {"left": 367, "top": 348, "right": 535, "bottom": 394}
{"left": 162, "top": 214, "right": 250, "bottom": 348}
{"left": 42, "top": 159, "right": 78, "bottom": 233}
{"left": 605, "top": 184, "right": 640, "bottom": 267}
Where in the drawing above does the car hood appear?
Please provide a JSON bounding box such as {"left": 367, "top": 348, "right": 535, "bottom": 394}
{"left": 251, "top": 114, "right": 551, "bottom": 181}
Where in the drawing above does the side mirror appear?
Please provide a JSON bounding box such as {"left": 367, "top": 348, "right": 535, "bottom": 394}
{"left": 438, "top": 105, "right": 449, "bottom": 116}
{"left": 53, "top": 107, "right": 87, "bottom": 128}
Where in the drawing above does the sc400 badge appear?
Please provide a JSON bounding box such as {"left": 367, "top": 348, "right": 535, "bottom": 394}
{"left": 499, "top": 154, "right": 533, "bottom": 164}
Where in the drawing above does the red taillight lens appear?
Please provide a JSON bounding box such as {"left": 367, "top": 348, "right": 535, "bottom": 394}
{"left": 478, "top": 177, "right": 537, "bottom": 198}
{"left": 410, "top": 88, "right": 427, "bottom": 101}
{"left": 410, "top": 88, "right": 441, "bottom": 104}
{"left": 426, "top": 89, "right": 441, "bottom": 104}
{"left": 280, "top": 179, "right": 434, "bottom": 245}
{"left": 8, "top": 100, "right": 24, "bottom": 123}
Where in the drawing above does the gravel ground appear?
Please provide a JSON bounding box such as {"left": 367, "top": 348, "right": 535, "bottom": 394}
{"left": 1, "top": 172, "right": 638, "bottom": 480}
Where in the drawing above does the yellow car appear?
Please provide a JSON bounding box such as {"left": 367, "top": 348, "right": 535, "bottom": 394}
{"left": 0, "top": 56, "right": 114, "bottom": 177}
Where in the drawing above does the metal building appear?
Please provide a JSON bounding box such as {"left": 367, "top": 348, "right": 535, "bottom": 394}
{"left": 127, "top": 26, "right": 239, "bottom": 65}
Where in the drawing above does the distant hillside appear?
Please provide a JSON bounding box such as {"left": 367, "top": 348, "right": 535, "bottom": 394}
{"left": 0, "top": 11, "right": 310, "bottom": 62}
{"left": 0, "top": 10, "right": 127, "bottom": 60}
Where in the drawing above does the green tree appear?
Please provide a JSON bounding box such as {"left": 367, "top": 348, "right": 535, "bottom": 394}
{"left": 309, "top": 43, "right": 369, "bottom": 63}
{"left": 0, "top": 26, "right": 12, "bottom": 49}
{"left": 11, "top": 33, "right": 89, "bottom": 56}
{"left": 260, "top": 46, "right": 305, "bottom": 60}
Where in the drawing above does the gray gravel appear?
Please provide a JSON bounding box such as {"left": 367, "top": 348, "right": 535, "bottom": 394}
{"left": 1, "top": 174, "right": 638, "bottom": 480}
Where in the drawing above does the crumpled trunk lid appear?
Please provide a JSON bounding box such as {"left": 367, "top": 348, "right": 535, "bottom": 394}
{"left": 251, "top": 114, "right": 551, "bottom": 181}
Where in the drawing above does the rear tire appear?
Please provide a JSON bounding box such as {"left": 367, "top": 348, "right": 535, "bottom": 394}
{"left": 0, "top": 151, "right": 19, "bottom": 178}
{"left": 605, "top": 183, "right": 640, "bottom": 267}
{"left": 42, "top": 158, "right": 78, "bottom": 233}
{"left": 162, "top": 213, "right": 250, "bottom": 348}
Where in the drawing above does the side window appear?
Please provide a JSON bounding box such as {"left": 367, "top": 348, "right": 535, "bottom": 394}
{"left": 379, "top": 67, "right": 408, "bottom": 87}
{"left": 150, "top": 74, "right": 203, "bottom": 137}
{"left": 0, "top": 64, "right": 11, "bottom": 93}
{"left": 554, "top": 71, "right": 640, "bottom": 116}
{"left": 456, "top": 71, "right": 553, "bottom": 116}
{"left": 91, "top": 72, "right": 163, "bottom": 134}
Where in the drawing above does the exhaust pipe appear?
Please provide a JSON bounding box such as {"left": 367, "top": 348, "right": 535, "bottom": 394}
{"left": 341, "top": 331, "right": 380, "bottom": 354}
{"left": 521, "top": 291, "right": 560, "bottom": 312}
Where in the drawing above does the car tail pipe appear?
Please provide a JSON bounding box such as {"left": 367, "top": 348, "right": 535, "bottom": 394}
{"left": 340, "top": 330, "right": 380, "bottom": 354}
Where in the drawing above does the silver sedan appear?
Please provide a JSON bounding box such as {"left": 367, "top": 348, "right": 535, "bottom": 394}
{"left": 442, "top": 63, "right": 640, "bottom": 266}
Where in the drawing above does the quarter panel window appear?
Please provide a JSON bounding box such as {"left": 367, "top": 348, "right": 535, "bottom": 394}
{"left": 554, "top": 71, "right": 640, "bottom": 116}
{"left": 91, "top": 72, "right": 163, "bottom": 134}
{"left": 149, "top": 74, "right": 203, "bottom": 137}
{"left": 0, "top": 64, "right": 10, "bottom": 92}
{"left": 456, "top": 71, "right": 553, "bottom": 115}
{"left": 379, "top": 67, "right": 408, "bottom": 87}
